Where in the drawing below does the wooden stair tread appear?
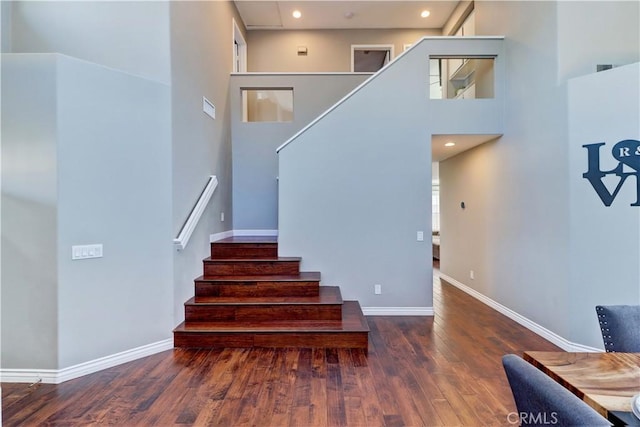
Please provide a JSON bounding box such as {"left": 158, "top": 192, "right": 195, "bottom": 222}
{"left": 213, "top": 236, "right": 277, "bottom": 244}
{"left": 204, "top": 256, "right": 301, "bottom": 262}
{"left": 190, "top": 286, "right": 341, "bottom": 305}
{"left": 176, "top": 301, "right": 369, "bottom": 333}
{"left": 195, "top": 272, "right": 320, "bottom": 282}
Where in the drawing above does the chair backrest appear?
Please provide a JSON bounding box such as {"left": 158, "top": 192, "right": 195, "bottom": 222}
{"left": 595, "top": 305, "right": 640, "bottom": 352}
{"left": 502, "top": 354, "right": 611, "bottom": 427}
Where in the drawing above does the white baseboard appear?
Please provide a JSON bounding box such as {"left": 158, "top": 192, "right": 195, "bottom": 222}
{"left": 233, "top": 229, "right": 279, "bottom": 236}
{"left": 438, "top": 274, "right": 602, "bottom": 353}
{"left": 209, "top": 229, "right": 279, "bottom": 242}
{"left": 363, "top": 307, "right": 434, "bottom": 316}
{"left": 209, "top": 230, "right": 234, "bottom": 242}
{"left": 1, "top": 339, "right": 173, "bottom": 384}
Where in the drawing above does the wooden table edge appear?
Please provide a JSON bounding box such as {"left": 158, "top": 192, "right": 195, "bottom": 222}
{"left": 523, "top": 352, "right": 602, "bottom": 416}
{"left": 522, "top": 351, "right": 638, "bottom": 424}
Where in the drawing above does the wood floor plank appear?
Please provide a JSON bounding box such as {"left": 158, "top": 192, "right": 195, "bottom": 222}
{"left": 2, "top": 269, "right": 562, "bottom": 427}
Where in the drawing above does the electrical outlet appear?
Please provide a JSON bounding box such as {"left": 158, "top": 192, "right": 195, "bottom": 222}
{"left": 220, "top": 212, "right": 225, "bottom": 222}
{"left": 374, "top": 284, "right": 382, "bottom": 295}
{"left": 470, "top": 270, "right": 475, "bottom": 280}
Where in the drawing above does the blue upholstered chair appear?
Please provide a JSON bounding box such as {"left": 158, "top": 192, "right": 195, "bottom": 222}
{"left": 502, "top": 354, "right": 611, "bottom": 427}
{"left": 595, "top": 305, "right": 640, "bottom": 352}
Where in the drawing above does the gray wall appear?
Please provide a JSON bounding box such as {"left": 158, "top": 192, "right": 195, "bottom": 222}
{"left": 442, "top": 1, "right": 571, "bottom": 337}
{"left": 3, "top": 1, "right": 247, "bottom": 371}
{"left": 230, "top": 73, "right": 370, "bottom": 230}
{"left": 2, "top": 54, "right": 59, "bottom": 369}
{"left": 1, "top": 54, "right": 173, "bottom": 369}
{"left": 277, "top": 38, "right": 504, "bottom": 309}
{"left": 170, "top": 1, "right": 244, "bottom": 324}
{"left": 1, "top": 1, "right": 12, "bottom": 52}
{"left": 439, "top": 1, "right": 640, "bottom": 348}
{"left": 247, "top": 28, "right": 440, "bottom": 72}
{"left": 442, "top": 1, "right": 473, "bottom": 36}
{"left": 56, "top": 55, "right": 173, "bottom": 368}
{"left": 568, "top": 63, "right": 640, "bottom": 347}
{"left": 8, "top": 1, "right": 171, "bottom": 84}
{"left": 557, "top": 1, "right": 640, "bottom": 81}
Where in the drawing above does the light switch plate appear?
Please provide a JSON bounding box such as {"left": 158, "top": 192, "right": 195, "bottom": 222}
{"left": 72, "top": 244, "right": 103, "bottom": 260}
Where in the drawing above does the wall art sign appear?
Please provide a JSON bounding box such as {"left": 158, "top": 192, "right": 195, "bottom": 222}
{"left": 583, "top": 139, "right": 640, "bottom": 207}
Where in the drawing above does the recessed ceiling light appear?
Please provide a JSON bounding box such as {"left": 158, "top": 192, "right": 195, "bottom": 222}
{"left": 445, "top": 142, "right": 455, "bottom": 147}
{"left": 421, "top": 10, "right": 431, "bottom": 18}
{"left": 292, "top": 10, "right": 302, "bottom": 19}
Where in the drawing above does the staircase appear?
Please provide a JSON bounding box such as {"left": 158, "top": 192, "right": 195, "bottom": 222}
{"left": 173, "top": 236, "right": 369, "bottom": 349}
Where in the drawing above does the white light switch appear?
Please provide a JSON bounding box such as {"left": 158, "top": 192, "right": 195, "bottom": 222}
{"left": 72, "top": 244, "right": 103, "bottom": 260}
{"left": 417, "top": 231, "right": 424, "bottom": 241}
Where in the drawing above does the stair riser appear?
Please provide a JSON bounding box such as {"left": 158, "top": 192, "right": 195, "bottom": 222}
{"left": 204, "top": 261, "right": 300, "bottom": 276}
{"left": 211, "top": 243, "right": 278, "bottom": 260}
{"left": 184, "top": 305, "right": 343, "bottom": 322}
{"left": 174, "top": 332, "right": 369, "bottom": 349}
{"left": 195, "top": 281, "right": 320, "bottom": 298}
{"left": 174, "top": 333, "right": 254, "bottom": 348}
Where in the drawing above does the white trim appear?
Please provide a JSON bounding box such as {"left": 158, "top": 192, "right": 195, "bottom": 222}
{"left": 232, "top": 19, "right": 247, "bottom": 73}
{"left": 209, "top": 229, "right": 279, "bottom": 242}
{"left": 362, "top": 307, "right": 434, "bottom": 316}
{"left": 0, "top": 339, "right": 173, "bottom": 384}
{"left": 233, "top": 229, "right": 279, "bottom": 237}
{"left": 350, "top": 44, "right": 395, "bottom": 73}
{"left": 174, "top": 175, "right": 218, "bottom": 251}
{"left": 438, "top": 274, "right": 602, "bottom": 353}
{"left": 209, "top": 230, "right": 234, "bottom": 242}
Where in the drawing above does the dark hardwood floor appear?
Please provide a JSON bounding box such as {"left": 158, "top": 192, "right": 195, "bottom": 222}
{"left": 2, "top": 270, "right": 560, "bottom": 426}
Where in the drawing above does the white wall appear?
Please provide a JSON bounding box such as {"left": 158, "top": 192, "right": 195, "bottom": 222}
{"left": 230, "top": 73, "right": 370, "bottom": 230}
{"left": 568, "top": 63, "right": 640, "bottom": 348}
{"left": 1, "top": 54, "right": 173, "bottom": 370}
{"left": 170, "top": 1, "right": 244, "bottom": 324}
{"left": 9, "top": 1, "right": 171, "bottom": 84}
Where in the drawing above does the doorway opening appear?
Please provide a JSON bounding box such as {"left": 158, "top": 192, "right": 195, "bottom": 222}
{"left": 232, "top": 19, "right": 247, "bottom": 73}
{"left": 351, "top": 44, "right": 394, "bottom": 72}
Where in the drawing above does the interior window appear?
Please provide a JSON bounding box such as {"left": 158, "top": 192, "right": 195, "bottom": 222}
{"left": 241, "top": 89, "right": 294, "bottom": 122}
{"left": 429, "top": 56, "right": 495, "bottom": 99}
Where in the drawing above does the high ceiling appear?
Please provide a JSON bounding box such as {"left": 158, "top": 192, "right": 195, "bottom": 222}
{"left": 234, "top": 1, "right": 495, "bottom": 162}
{"left": 234, "top": 1, "right": 460, "bottom": 30}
